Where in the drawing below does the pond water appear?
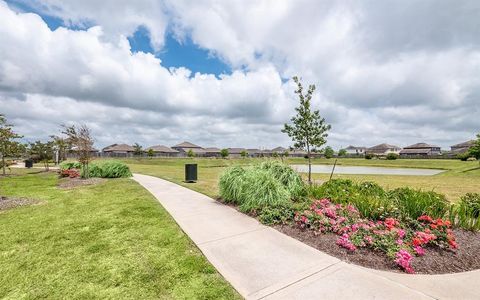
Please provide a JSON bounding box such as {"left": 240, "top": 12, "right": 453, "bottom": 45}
{"left": 291, "top": 164, "right": 444, "bottom": 176}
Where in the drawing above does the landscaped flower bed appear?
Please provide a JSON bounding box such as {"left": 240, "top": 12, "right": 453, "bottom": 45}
{"left": 218, "top": 162, "right": 480, "bottom": 274}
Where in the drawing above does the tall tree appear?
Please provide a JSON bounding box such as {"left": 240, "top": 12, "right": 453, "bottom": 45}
{"left": 133, "top": 143, "right": 143, "bottom": 156}
{"left": 62, "top": 124, "right": 95, "bottom": 178}
{"left": 50, "top": 135, "right": 70, "bottom": 163}
{"left": 29, "top": 140, "right": 54, "bottom": 171}
{"left": 324, "top": 146, "right": 334, "bottom": 159}
{"left": 0, "top": 114, "right": 22, "bottom": 175}
{"left": 469, "top": 133, "right": 480, "bottom": 165}
{"left": 220, "top": 148, "right": 229, "bottom": 159}
{"left": 282, "top": 76, "right": 331, "bottom": 184}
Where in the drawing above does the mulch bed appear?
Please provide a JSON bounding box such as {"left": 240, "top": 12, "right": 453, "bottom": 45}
{"left": 0, "top": 196, "right": 39, "bottom": 211}
{"left": 275, "top": 224, "right": 480, "bottom": 274}
{"left": 57, "top": 177, "right": 106, "bottom": 189}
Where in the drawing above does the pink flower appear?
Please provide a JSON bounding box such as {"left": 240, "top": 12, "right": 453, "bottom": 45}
{"left": 413, "top": 246, "right": 425, "bottom": 256}
{"left": 336, "top": 234, "right": 357, "bottom": 251}
{"left": 397, "top": 229, "right": 405, "bottom": 239}
{"left": 395, "top": 250, "right": 414, "bottom": 274}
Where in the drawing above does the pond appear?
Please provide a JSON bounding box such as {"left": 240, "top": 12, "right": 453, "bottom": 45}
{"left": 290, "top": 164, "right": 444, "bottom": 176}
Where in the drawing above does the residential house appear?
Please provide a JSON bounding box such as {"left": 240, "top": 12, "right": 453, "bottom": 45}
{"left": 399, "top": 143, "right": 441, "bottom": 157}
{"left": 344, "top": 145, "right": 367, "bottom": 156}
{"left": 171, "top": 141, "right": 205, "bottom": 156}
{"left": 247, "top": 148, "right": 263, "bottom": 157}
{"left": 289, "top": 149, "right": 308, "bottom": 158}
{"left": 228, "top": 148, "right": 247, "bottom": 158}
{"left": 449, "top": 140, "right": 475, "bottom": 155}
{"left": 204, "top": 147, "right": 221, "bottom": 158}
{"left": 366, "top": 143, "right": 402, "bottom": 156}
{"left": 102, "top": 143, "right": 135, "bottom": 157}
{"left": 145, "top": 145, "right": 179, "bottom": 157}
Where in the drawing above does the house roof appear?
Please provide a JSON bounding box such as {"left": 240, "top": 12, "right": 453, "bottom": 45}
{"left": 345, "top": 145, "right": 367, "bottom": 150}
{"left": 172, "top": 141, "right": 201, "bottom": 148}
{"left": 228, "top": 148, "right": 246, "bottom": 154}
{"left": 247, "top": 148, "right": 262, "bottom": 154}
{"left": 368, "top": 143, "right": 401, "bottom": 151}
{"left": 204, "top": 147, "right": 221, "bottom": 153}
{"left": 102, "top": 143, "right": 135, "bottom": 152}
{"left": 400, "top": 148, "right": 433, "bottom": 154}
{"left": 404, "top": 142, "right": 440, "bottom": 149}
{"left": 271, "top": 146, "right": 287, "bottom": 152}
{"left": 451, "top": 140, "right": 475, "bottom": 148}
{"left": 145, "top": 145, "right": 178, "bottom": 153}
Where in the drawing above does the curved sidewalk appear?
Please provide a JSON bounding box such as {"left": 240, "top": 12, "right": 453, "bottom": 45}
{"left": 133, "top": 174, "right": 480, "bottom": 300}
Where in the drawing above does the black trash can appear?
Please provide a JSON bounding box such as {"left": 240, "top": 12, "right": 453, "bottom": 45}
{"left": 25, "top": 159, "right": 33, "bottom": 168}
{"left": 185, "top": 164, "right": 197, "bottom": 183}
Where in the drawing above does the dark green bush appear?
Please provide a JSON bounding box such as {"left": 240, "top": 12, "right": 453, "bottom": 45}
{"left": 365, "top": 153, "right": 374, "bottom": 159}
{"left": 456, "top": 152, "right": 471, "bottom": 161}
{"left": 388, "top": 188, "right": 449, "bottom": 220}
{"left": 386, "top": 153, "right": 399, "bottom": 160}
{"left": 84, "top": 161, "right": 132, "bottom": 178}
{"left": 451, "top": 193, "right": 480, "bottom": 231}
{"left": 308, "top": 179, "right": 356, "bottom": 203}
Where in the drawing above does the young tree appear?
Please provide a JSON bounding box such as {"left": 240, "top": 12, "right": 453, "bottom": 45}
{"left": 62, "top": 124, "right": 95, "bottom": 178}
{"left": 220, "top": 148, "right": 229, "bottom": 159}
{"left": 147, "top": 148, "right": 155, "bottom": 158}
{"left": 133, "top": 143, "right": 143, "bottom": 156}
{"left": 187, "top": 149, "right": 195, "bottom": 157}
{"left": 272, "top": 151, "right": 279, "bottom": 158}
{"left": 29, "top": 140, "right": 54, "bottom": 171}
{"left": 240, "top": 150, "right": 248, "bottom": 159}
{"left": 50, "top": 135, "right": 70, "bottom": 164}
{"left": 324, "top": 146, "right": 334, "bottom": 159}
{"left": 282, "top": 76, "right": 331, "bottom": 184}
{"left": 469, "top": 133, "right": 480, "bottom": 165}
{"left": 338, "top": 149, "right": 347, "bottom": 157}
{"left": 0, "top": 114, "right": 22, "bottom": 175}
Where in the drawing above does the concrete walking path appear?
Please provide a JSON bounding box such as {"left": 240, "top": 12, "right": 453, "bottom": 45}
{"left": 133, "top": 174, "right": 480, "bottom": 300}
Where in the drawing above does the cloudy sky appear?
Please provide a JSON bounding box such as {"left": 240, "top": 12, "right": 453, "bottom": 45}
{"left": 1, "top": 0, "right": 479, "bottom": 150}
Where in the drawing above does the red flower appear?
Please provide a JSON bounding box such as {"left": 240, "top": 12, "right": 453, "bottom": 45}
{"left": 418, "top": 215, "right": 433, "bottom": 223}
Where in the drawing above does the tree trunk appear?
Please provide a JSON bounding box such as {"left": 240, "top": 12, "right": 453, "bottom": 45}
{"left": 1, "top": 154, "right": 5, "bottom": 176}
{"left": 306, "top": 144, "right": 312, "bottom": 185}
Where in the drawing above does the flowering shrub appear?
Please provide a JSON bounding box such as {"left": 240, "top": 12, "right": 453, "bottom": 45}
{"left": 295, "top": 199, "right": 458, "bottom": 273}
{"left": 60, "top": 169, "right": 80, "bottom": 178}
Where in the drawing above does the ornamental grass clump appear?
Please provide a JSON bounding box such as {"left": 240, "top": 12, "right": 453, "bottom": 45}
{"left": 259, "top": 161, "right": 306, "bottom": 199}
{"left": 451, "top": 193, "right": 480, "bottom": 231}
{"left": 238, "top": 168, "right": 291, "bottom": 213}
{"left": 219, "top": 166, "right": 247, "bottom": 204}
{"left": 218, "top": 163, "right": 305, "bottom": 215}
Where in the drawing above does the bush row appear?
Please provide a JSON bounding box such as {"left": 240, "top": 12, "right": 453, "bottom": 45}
{"left": 309, "top": 179, "right": 480, "bottom": 231}
{"left": 60, "top": 160, "right": 132, "bottom": 178}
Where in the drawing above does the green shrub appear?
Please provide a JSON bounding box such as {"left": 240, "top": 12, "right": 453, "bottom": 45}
{"left": 308, "top": 179, "right": 356, "bottom": 203}
{"left": 456, "top": 152, "right": 471, "bottom": 161}
{"left": 451, "top": 193, "right": 480, "bottom": 231}
{"left": 219, "top": 166, "right": 246, "bottom": 204}
{"left": 60, "top": 161, "right": 82, "bottom": 170}
{"left": 365, "top": 153, "right": 374, "bottom": 159}
{"left": 238, "top": 168, "right": 290, "bottom": 213}
{"left": 388, "top": 188, "right": 449, "bottom": 220}
{"left": 386, "top": 153, "right": 399, "bottom": 160}
{"left": 310, "top": 180, "right": 395, "bottom": 219}
{"left": 84, "top": 161, "right": 132, "bottom": 178}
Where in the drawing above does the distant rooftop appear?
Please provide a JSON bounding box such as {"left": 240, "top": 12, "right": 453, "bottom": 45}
{"left": 172, "top": 141, "right": 202, "bottom": 148}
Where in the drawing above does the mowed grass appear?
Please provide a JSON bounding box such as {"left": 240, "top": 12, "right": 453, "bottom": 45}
{"left": 0, "top": 172, "right": 239, "bottom": 299}
{"left": 124, "top": 157, "right": 479, "bottom": 201}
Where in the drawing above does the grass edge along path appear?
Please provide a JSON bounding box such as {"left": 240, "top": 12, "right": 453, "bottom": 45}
{"left": 0, "top": 172, "right": 240, "bottom": 299}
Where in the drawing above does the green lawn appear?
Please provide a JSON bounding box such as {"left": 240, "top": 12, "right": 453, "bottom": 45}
{"left": 123, "top": 157, "right": 480, "bottom": 201}
{"left": 0, "top": 171, "right": 239, "bottom": 299}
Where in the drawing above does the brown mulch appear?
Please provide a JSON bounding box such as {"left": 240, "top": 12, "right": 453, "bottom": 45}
{"left": 275, "top": 224, "right": 480, "bottom": 274}
{"left": 0, "top": 196, "right": 39, "bottom": 211}
{"left": 57, "top": 177, "right": 106, "bottom": 189}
